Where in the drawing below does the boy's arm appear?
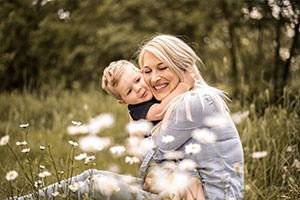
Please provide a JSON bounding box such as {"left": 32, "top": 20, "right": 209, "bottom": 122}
{"left": 145, "top": 71, "right": 195, "bottom": 121}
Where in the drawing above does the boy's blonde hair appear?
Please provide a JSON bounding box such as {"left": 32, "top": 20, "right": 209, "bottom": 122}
{"left": 102, "top": 60, "right": 140, "bottom": 100}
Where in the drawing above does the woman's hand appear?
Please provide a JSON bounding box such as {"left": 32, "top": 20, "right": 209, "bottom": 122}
{"left": 183, "top": 71, "right": 195, "bottom": 90}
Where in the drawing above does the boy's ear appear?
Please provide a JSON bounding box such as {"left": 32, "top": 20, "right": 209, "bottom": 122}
{"left": 117, "top": 100, "right": 127, "bottom": 105}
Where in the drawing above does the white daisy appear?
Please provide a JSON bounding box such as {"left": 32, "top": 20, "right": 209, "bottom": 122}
{"left": 161, "top": 135, "right": 175, "bottom": 144}
{"left": 0, "top": 135, "right": 9, "bottom": 146}
{"left": 19, "top": 123, "right": 29, "bottom": 128}
{"left": 67, "top": 124, "right": 89, "bottom": 135}
{"left": 125, "top": 120, "right": 153, "bottom": 137}
{"left": 40, "top": 146, "right": 45, "bottom": 150}
{"left": 71, "top": 121, "right": 82, "bottom": 126}
{"left": 185, "top": 143, "right": 201, "bottom": 155}
{"left": 6, "top": 170, "right": 18, "bottom": 181}
{"left": 92, "top": 174, "right": 120, "bottom": 196}
{"left": 231, "top": 111, "right": 249, "bottom": 124}
{"left": 203, "top": 114, "right": 229, "bottom": 128}
{"left": 79, "top": 135, "right": 110, "bottom": 152}
{"left": 39, "top": 171, "right": 51, "bottom": 178}
{"left": 21, "top": 148, "right": 30, "bottom": 153}
{"left": 85, "top": 155, "right": 96, "bottom": 164}
{"left": 164, "top": 151, "right": 184, "bottom": 160}
{"left": 252, "top": 151, "right": 267, "bottom": 159}
{"left": 69, "top": 184, "right": 78, "bottom": 192}
{"left": 88, "top": 113, "right": 114, "bottom": 135}
{"left": 68, "top": 141, "right": 78, "bottom": 147}
{"left": 16, "top": 141, "right": 27, "bottom": 146}
{"left": 178, "top": 159, "right": 197, "bottom": 171}
{"left": 192, "top": 128, "right": 217, "bottom": 143}
{"left": 150, "top": 163, "right": 191, "bottom": 196}
{"left": 110, "top": 146, "right": 126, "bottom": 156}
{"left": 75, "top": 153, "right": 87, "bottom": 161}
{"left": 125, "top": 156, "right": 140, "bottom": 165}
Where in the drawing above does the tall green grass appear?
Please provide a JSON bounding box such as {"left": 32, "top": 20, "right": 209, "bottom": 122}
{"left": 0, "top": 88, "right": 299, "bottom": 199}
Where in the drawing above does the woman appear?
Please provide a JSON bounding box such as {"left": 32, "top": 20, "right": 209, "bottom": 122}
{"left": 138, "top": 34, "right": 244, "bottom": 200}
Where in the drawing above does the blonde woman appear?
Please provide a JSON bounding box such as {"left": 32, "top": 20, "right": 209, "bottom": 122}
{"left": 138, "top": 34, "right": 244, "bottom": 200}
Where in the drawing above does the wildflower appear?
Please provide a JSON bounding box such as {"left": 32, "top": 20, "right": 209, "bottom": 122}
{"left": 72, "top": 121, "right": 82, "bottom": 126}
{"left": 231, "top": 111, "right": 249, "bottom": 124}
{"left": 178, "top": 159, "right": 197, "bottom": 171}
{"left": 21, "top": 148, "right": 30, "bottom": 153}
{"left": 92, "top": 174, "right": 120, "bottom": 196}
{"left": 0, "top": 135, "right": 9, "bottom": 146}
{"left": 67, "top": 124, "right": 89, "bottom": 135}
{"left": 75, "top": 181, "right": 84, "bottom": 188}
{"left": 6, "top": 170, "right": 18, "bottom": 181}
{"left": 79, "top": 135, "right": 110, "bottom": 152}
{"left": 150, "top": 162, "right": 191, "bottom": 196}
{"left": 34, "top": 180, "right": 43, "bottom": 188}
{"left": 164, "top": 151, "right": 184, "bottom": 160}
{"left": 249, "top": 7, "right": 262, "bottom": 20}
{"left": 161, "top": 135, "right": 175, "bottom": 144}
{"left": 203, "top": 114, "right": 229, "bottom": 128}
{"left": 68, "top": 141, "right": 78, "bottom": 147}
{"left": 88, "top": 113, "right": 114, "bottom": 135}
{"left": 110, "top": 146, "right": 126, "bottom": 156}
{"left": 185, "top": 143, "right": 201, "bottom": 155}
{"left": 252, "top": 151, "right": 267, "bottom": 159}
{"left": 75, "top": 153, "right": 87, "bottom": 161}
{"left": 19, "top": 123, "right": 29, "bottom": 128}
{"left": 39, "top": 171, "right": 51, "bottom": 178}
{"left": 85, "top": 155, "right": 96, "bottom": 164}
{"left": 125, "top": 156, "right": 140, "bottom": 165}
{"left": 58, "top": 171, "right": 64, "bottom": 174}
{"left": 192, "top": 128, "right": 217, "bottom": 143}
{"left": 69, "top": 184, "right": 78, "bottom": 192}
{"left": 292, "top": 159, "right": 300, "bottom": 169}
{"left": 126, "top": 120, "right": 153, "bottom": 137}
{"left": 52, "top": 191, "right": 60, "bottom": 197}
{"left": 40, "top": 146, "right": 45, "bottom": 150}
{"left": 16, "top": 141, "right": 27, "bottom": 146}
{"left": 83, "top": 104, "right": 88, "bottom": 110}
{"left": 286, "top": 146, "right": 293, "bottom": 152}
{"left": 126, "top": 136, "right": 152, "bottom": 156}
{"left": 234, "top": 163, "right": 242, "bottom": 172}
{"left": 39, "top": 165, "right": 45, "bottom": 169}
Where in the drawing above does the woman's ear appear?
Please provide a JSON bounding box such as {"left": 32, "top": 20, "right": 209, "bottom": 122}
{"left": 117, "top": 100, "right": 127, "bottom": 105}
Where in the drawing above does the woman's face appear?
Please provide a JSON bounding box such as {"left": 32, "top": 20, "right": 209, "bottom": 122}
{"left": 141, "top": 51, "right": 180, "bottom": 101}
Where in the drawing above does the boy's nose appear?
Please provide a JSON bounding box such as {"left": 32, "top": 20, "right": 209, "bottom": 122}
{"left": 133, "top": 85, "right": 141, "bottom": 93}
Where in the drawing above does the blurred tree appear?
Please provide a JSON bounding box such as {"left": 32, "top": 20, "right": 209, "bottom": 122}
{"left": 0, "top": 0, "right": 299, "bottom": 105}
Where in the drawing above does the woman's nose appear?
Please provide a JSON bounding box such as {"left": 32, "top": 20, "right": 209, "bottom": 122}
{"left": 151, "top": 71, "right": 161, "bottom": 83}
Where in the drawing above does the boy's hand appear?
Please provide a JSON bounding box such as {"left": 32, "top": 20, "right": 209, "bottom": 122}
{"left": 183, "top": 71, "right": 195, "bottom": 90}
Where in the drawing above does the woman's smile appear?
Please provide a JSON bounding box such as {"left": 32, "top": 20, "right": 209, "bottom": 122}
{"left": 141, "top": 52, "right": 180, "bottom": 101}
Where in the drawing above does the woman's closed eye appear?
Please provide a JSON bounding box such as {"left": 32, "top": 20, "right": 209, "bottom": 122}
{"left": 143, "top": 69, "right": 151, "bottom": 74}
{"left": 159, "top": 66, "right": 167, "bottom": 71}
{"left": 136, "top": 77, "right": 140, "bottom": 83}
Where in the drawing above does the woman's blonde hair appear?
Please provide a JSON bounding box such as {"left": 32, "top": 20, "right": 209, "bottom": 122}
{"left": 138, "top": 34, "right": 229, "bottom": 134}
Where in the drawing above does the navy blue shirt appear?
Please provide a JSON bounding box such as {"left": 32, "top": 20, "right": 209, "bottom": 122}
{"left": 128, "top": 97, "right": 160, "bottom": 125}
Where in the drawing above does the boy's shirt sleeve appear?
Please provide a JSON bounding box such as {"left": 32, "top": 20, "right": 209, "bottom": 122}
{"left": 128, "top": 98, "right": 160, "bottom": 121}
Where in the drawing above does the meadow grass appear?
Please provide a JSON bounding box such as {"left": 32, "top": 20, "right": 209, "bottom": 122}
{"left": 0, "top": 88, "right": 299, "bottom": 199}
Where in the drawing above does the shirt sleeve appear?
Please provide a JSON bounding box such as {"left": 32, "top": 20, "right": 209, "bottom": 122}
{"left": 128, "top": 101, "right": 157, "bottom": 121}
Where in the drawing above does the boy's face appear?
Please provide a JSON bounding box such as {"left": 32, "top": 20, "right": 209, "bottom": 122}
{"left": 115, "top": 67, "right": 153, "bottom": 105}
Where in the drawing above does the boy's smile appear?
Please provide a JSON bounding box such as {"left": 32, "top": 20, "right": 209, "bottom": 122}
{"left": 115, "top": 67, "right": 153, "bottom": 105}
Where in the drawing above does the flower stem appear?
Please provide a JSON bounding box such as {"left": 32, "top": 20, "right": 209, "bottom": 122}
{"left": 6, "top": 144, "right": 35, "bottom": 189}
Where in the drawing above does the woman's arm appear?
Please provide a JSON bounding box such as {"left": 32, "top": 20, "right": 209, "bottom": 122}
{"left": 145, "top": 72, "right": 195, "bottom": 121}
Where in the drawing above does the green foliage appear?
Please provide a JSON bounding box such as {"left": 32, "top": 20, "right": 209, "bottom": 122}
{"left": 0, "top": 0, "right": 299, "bottom": 104}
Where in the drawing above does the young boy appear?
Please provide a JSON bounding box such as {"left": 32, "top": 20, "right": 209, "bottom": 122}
{"left": 101, "top": 60, "right": 194, "bottom": 124}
